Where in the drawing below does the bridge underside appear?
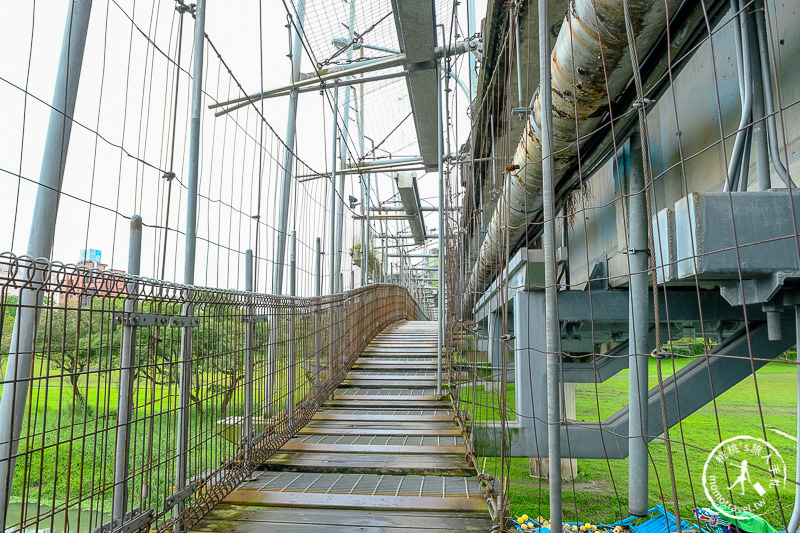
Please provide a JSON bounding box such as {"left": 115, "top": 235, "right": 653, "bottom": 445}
{"left": 193, "top": 321, "right": 491, "bottom": 532}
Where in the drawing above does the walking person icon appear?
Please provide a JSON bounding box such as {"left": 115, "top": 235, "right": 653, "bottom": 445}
{"left": 728, "top": 460, "right": 751, "bottom": 495}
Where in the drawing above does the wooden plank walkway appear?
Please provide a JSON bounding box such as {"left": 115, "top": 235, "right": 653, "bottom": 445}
{"left": 193, "top": 320, "right": 491, "bottom": 532}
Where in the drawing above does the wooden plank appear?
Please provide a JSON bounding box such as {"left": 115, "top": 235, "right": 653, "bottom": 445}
{"left": 279, "top": 442, "right": 464, "bottom": 455}
{"left": 341, "top": 379, "right": 435, "bottom": 387}
{"left": 313, "top": 412, "right": 453, "bottom": 422}
{"left": 193, "top": 522, "right": 485, "bottom": 533}
{"left": 298, "top": 426, "right": 461, "bottom": 436}
{"left": 192, "top": 505, "right": 491, "bottom": 531}
{"left": 323, "top": 400, "right": 449, "bottom": 409}
{"left": 222, "top": 490, "right": 488, "bottom": 512}
{"left": 305, "top": 420, "right": 455, "bottom": 430}
{"left": 353, "top": 361, "right": 438, "bottom": 367}
{"left": 345, "top": 373, "right": 438, "bottom": 381}
{"left": 263, "top": 451, "right": 472, "bottom": 476}
{"left": 359, "top": 353, "right": 437, "bottom": 357}
{"left": 332, "top": 394, "right": 442, "bottom": 401}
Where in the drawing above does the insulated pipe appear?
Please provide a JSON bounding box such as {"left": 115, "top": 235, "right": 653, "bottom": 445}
{"left": 466, "top": 0, "right": 681, "bottom": 304}
{"left": 724, "top": 0, "right": 754, "bottom": 192}
{"left": 753, "top": 0, "right": 793, "bottom": 188}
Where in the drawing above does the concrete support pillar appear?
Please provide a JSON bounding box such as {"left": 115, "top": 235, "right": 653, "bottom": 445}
{"left": 487, "top": 310, "right": 504, "bottom": 381}
{"left": 513, "top": 291, "right": 576, "bottom": 480}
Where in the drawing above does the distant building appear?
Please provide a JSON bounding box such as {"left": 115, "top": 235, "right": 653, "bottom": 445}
{"left": 0, "top": 251, "right": 125, "bottom": 307}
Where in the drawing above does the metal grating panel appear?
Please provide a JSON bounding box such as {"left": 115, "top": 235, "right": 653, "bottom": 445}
{"left": 247, "top": 472, "right": 478, "bottom": 498}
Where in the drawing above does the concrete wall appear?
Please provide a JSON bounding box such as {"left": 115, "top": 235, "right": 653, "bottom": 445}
{"left": 565, "top": 2, "right": 800, "bottom": 287}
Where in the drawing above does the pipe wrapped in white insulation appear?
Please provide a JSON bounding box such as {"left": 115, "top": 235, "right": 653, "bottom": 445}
{"left": 467, "top": 0, "right": 682, "bottom": 302}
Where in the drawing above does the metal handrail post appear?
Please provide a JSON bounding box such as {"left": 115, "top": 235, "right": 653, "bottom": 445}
{"left": 112, "top": 216, "right": 143, "bottom": 526}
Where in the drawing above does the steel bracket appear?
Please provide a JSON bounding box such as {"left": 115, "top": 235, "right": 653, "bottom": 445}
{"left": 113, "top": 313, "right": 200, "bottom": 328}
{"left": 95, "top": 508, "right": 154, "bottom": 533}
{"left": 164, "top": 481, "right": 199, "bottom": 510}
{"left": 251, "top": 431, "right": 267, "bottom": 446}
{"left": 169, "top": 316, "right": 201, "bottom": 328}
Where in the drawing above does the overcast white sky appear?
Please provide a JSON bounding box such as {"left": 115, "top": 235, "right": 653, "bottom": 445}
{"left": 0, "top": 0, "right": 485, "bottom": 294}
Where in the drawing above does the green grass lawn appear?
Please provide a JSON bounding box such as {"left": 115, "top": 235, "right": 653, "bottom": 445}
{"left": 498, "top": 360, "right": 798, "bottom": 528}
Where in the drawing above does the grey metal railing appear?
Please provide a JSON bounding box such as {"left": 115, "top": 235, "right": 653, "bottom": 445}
{"left": 0, "top": 252, "right": 423, "bottom": 532}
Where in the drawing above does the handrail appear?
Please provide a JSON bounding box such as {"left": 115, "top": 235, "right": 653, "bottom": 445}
{"left": 0, "top": 252, "right": 424, "bottom": 532}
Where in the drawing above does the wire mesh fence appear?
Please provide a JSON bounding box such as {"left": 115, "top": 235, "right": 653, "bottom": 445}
{"left": 448, "top": 0, "right": 800, "bottom": 531}
{"left": 0, "top": 252, "right": 422, "bottom": 532}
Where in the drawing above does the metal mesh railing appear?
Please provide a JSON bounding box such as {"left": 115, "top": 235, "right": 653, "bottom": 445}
{"left": 0, "top": 252, "right": 422, "bottom": 532}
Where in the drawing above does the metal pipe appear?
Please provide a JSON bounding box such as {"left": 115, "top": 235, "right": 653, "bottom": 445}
{"left": 514, "top": 6, "right": 523, "bottom": 109}
{"left": 466, "top": 0, "right": 681, "bottom": 304}
{"left": 725, "top": 0, "right": 754, "bottom": 192}
{"left": 539, "top": 0, "right": 562, "bottom": 528}
{"left": 754, "top": 0, "right": 793, "bottom": 188}
{"left": 176, "top": 1, "right": 206, "bottom": 519}
{"left": 287, "top": 230, "right": 297, "bottom": 422}
{"left": 218, "top": 70, "right": 406, "bottom": 106}
{"left": 0, "top": 1, "right": 92, "bottom": 526}
{"left": 788, "top": 304, "right": 800, "bottom": 533}
{"left": 436, "top": 55, "right": 444, "bottom": 396}
{"left": 112, "top": 215, "right": 142, "bottom": 526}
{"left": 244, "top": 249, "right": 254, "bottom": 455}
{"left": 372, "top": 206, "right": 438, "bottom": 212}
{"left": 628, "top": 134, "right": 649, "bottom": 516}
{"left": 297, "top": 160, "right": 424, "bottom": 181}
{"left": 359, "top": 68, "right": 368, "bottom": 288}
{"left": 211, "top": 40, "right": 479, "bottom": 113}
{"left": 334, "top": 1, "right": 356, "bottom": 294}
{"left": 467, "top": 0, "right": 477, "bottom": 90}
{"left": 748, "top": 3, "right": 770, "bottom": 191}
{"left": 329, "top": 84, "right": 339, "bottom": 294}
{"left": 273, "top": 0, "right": 306, "bottom": 295}
{"left": 314, "top": 238, "right": 322, "bottom": 380}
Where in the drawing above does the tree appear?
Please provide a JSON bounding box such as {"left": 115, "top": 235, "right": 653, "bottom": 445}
{"left": 35, "top": 299, "right": 122, "bottom": 405}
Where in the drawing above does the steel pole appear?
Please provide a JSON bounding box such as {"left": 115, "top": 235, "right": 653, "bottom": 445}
{"left": 0, "top": 1, "right": 92, "bottom": 526}
{"left": 314, "top": 238, "right": 322, "bottom": 381}
{"left": 287, "top": 231, "right": 297, "bottom": 422}
{"left": 467, "top": 0, "right": 477, "bottom": 90}
{"left": 273, "top": 0, "right": 306, "bottom": 294}
{"left": 334, "top": 0, "right": 357, "bottom": 293}
{"left": 747, "top": 5, "right": 769, "bottom": 191}
{"left": 176, "top": 0, "right": 206, "bottom": 521}
{"left": 628, "top": 133, "right": 649, "bottom": 516}
{"left": 436, "top": 61, "right": 445, "bottom": 397}
{"left": 112, "top": 216, "right": 142, "bottom": 527}
{"left": 358, "top": 74, "right": 368, "bottom": 288}
{"left": 244, "top": 249, "right": 254, "bottom": 454}
{"left": 539, "top": 0, "right": 562, "bottom": 527}
{"left": 329, "top": 85, "right": 340, "bottom": 295}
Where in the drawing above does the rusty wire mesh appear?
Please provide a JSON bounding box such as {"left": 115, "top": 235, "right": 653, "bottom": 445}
{"left": 0, "top": 253, "right": 422, "bottom": 532}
